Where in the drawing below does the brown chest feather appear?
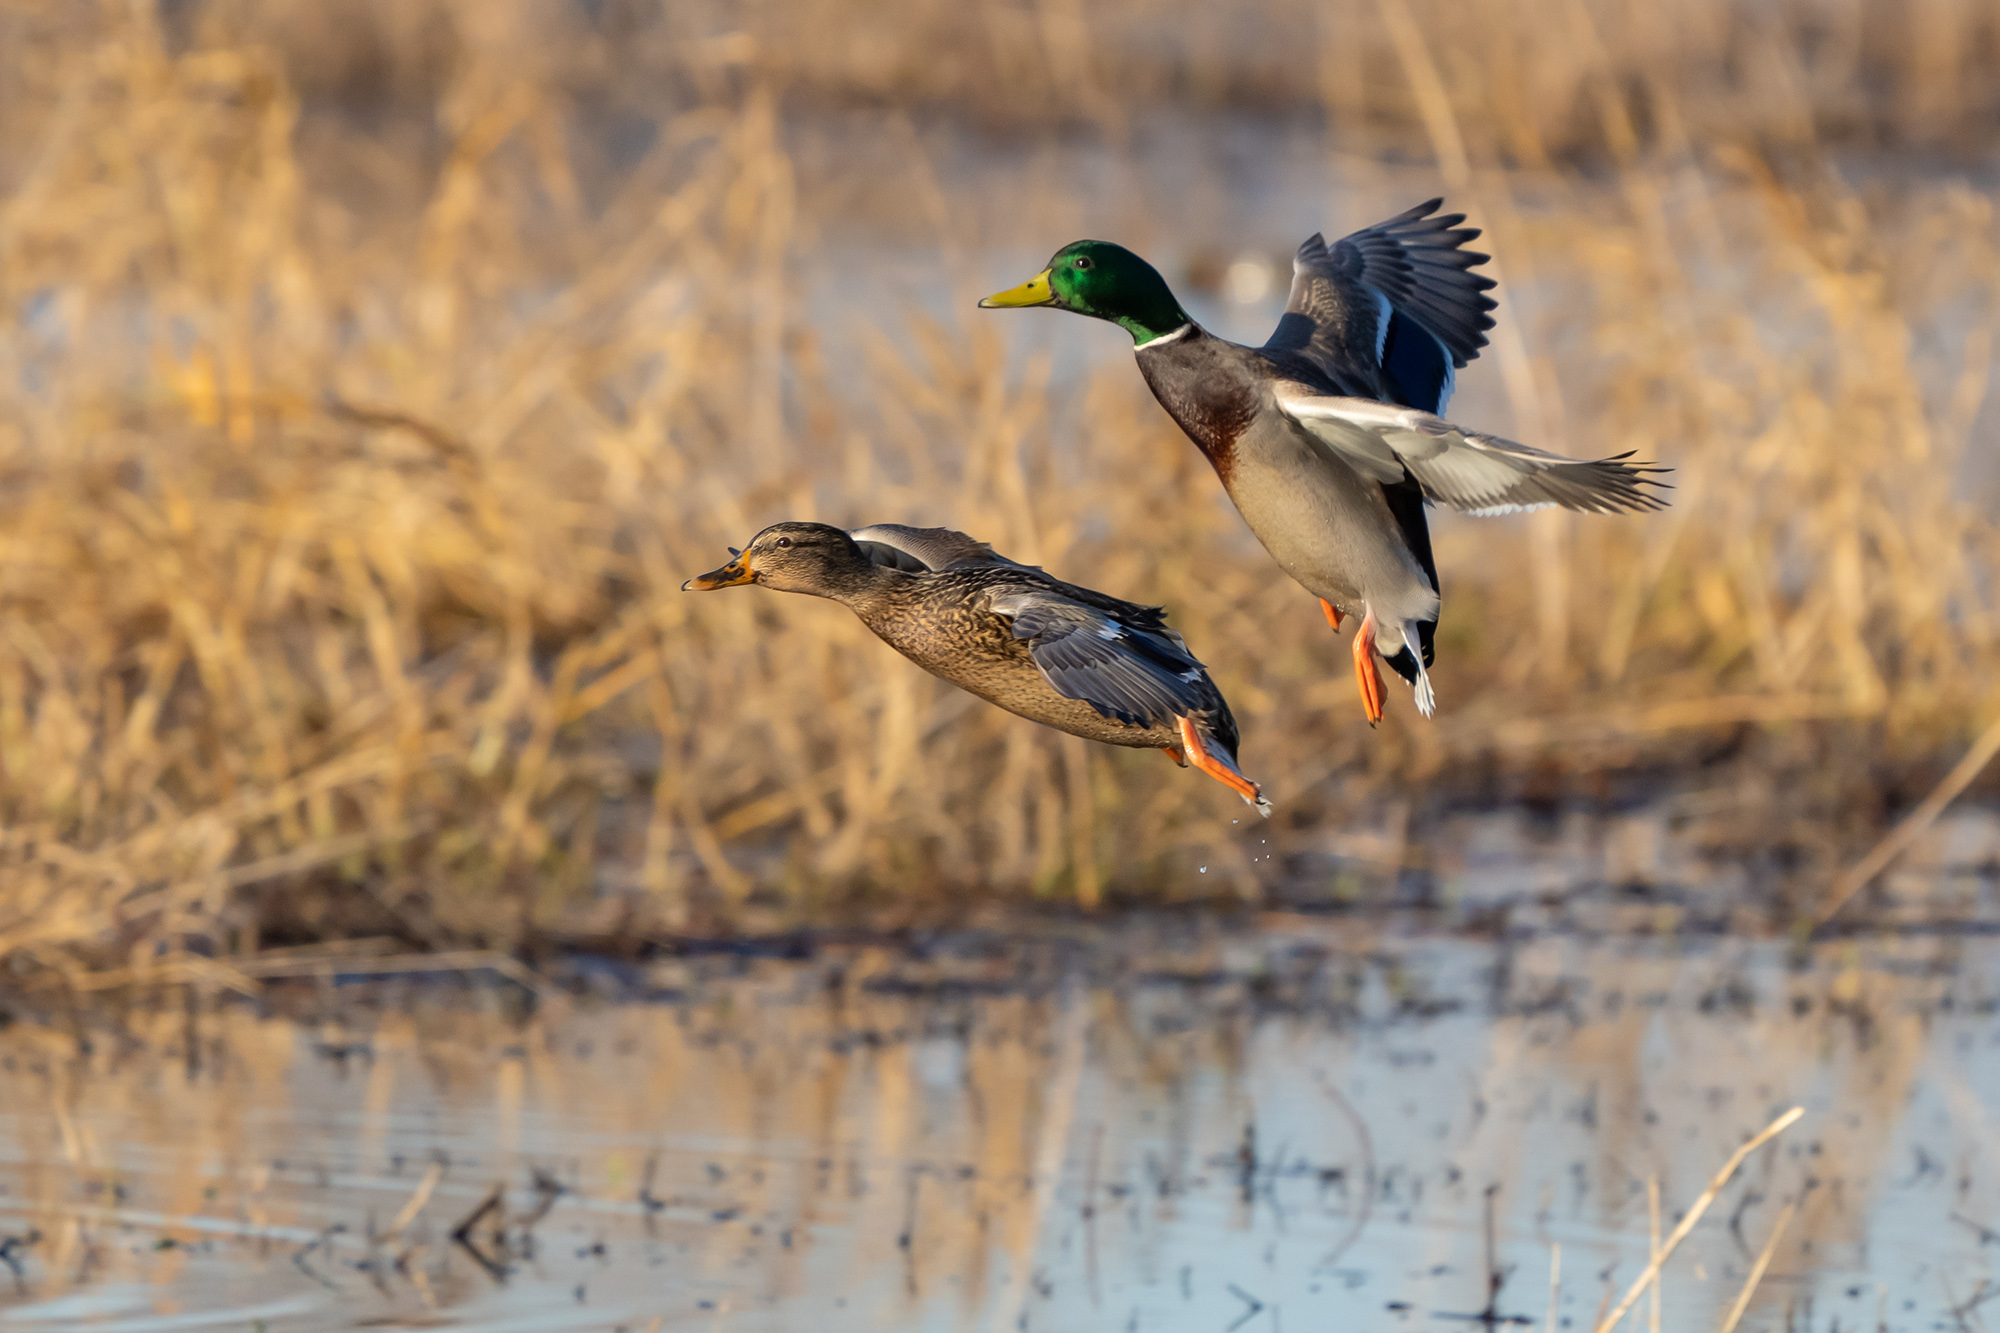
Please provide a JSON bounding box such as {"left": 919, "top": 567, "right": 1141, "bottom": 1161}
{"left": 1136, "top": 351, "right": 1262, "bottom": 485}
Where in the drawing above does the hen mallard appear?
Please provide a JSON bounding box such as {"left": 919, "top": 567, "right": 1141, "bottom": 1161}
{"left": 683, "top": 521, "right": 1270, "bottom": 814}
{"left": 980, "top": 199, "right": 1669, "bottom": 724}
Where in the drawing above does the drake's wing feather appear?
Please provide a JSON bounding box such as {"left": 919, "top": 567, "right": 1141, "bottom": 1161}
{"left": 847, "top": 524, "right": 1027, "bottom": 572}
{"left": 1268, "top": 199, "right": 1497, "bottom": 413}
{"left": 988, "top": 587, "right": 1214, "bottom": 730}
{"left": 1277, "top": 393, "right": 1672, "bottom": 516}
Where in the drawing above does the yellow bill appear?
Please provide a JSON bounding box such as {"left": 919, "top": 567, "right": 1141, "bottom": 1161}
{"left": 978, "top": 268, "right": 1055, "bottom": 309}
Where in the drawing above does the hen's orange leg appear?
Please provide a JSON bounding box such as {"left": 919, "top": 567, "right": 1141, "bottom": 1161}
{"left": 1352, "top": 610, "right": 1386, "bottom": 727}
{"left": 1159, "top": 743, "right": 1190, "bottom": 769}
{"left": 1174, "top": 716, "right": 1264, "bottom": 807}
{"left": 1319, "top": 598, "right": 1343, "bottom": 630}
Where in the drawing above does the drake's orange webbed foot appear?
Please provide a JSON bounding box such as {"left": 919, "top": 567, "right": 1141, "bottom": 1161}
{"left": 1352, "top": 611, "right": 1386, "bottom": 727}
{"left": 1319, "top": 598, "right": 1343, "bottom": 630}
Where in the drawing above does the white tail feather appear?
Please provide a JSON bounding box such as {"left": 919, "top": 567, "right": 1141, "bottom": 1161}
{"left": 1402, "top": 622, "right": 1436, "bottom": 718}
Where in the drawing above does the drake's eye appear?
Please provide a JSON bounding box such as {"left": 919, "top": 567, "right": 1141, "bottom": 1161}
{"left": 776, "top": 537, "right": 792, "bottom": 548}
{"left": 1073, "top": 256, "right": 1093, "bottom": 270}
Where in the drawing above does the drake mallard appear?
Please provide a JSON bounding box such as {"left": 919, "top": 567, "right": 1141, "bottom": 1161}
{"left": 683, "top": 521, "right": 1270, "bottom": 814}
{"left": 980, "top": 199, "right": 1668, "bottom": 724}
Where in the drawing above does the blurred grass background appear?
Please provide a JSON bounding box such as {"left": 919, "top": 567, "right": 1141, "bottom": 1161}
{"left": 0, "top": 0, "right": 1996, "bottom": 969}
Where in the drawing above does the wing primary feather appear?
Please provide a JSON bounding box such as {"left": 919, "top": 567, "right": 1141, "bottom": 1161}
{"left": 1270, "top": 197, "right": 1499, "bottom": 397}
{"left": 995, "top": 589, "right": 1221, "bottom": 730}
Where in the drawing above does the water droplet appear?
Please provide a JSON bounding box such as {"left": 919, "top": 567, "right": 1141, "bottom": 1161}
{"left": 1200, "top": 866, "right": 1208, "bottom": 873}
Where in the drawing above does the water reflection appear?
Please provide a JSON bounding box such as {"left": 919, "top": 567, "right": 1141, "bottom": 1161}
{"left": 1, "top": 926, "right": 1995, "bottom": 1331}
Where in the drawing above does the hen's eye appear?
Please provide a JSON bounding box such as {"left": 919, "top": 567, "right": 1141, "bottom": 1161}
{"left": 1073, "top": 256, "right": 1093, "bottom": 270}
{"left": 775, "top": 536, "right": 792, "bottom": 548}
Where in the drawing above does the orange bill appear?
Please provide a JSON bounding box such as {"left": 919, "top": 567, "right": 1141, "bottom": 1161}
{"left": 682, "top": 556, "right": 756, "bottom": 590}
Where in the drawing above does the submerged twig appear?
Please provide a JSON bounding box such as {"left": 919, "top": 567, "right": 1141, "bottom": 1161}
{"left": 1312, "top": 1074, "right": 1377, "bottom": 1273}
{"left": 899, "top": 1166, "right": 921, "bottom": 1300}
{"left": 1083, "top": 1123, "right": 1103, "bottom": 1307}
{"left": 517, "top": 1169, "right": 566, "bottom": 1237}
{"left": 449, "top": 1183, "right": 510, "bottom": 1283}
{"left": 1952, "top": 1213, "right": 2000, "bottom": 1247}
{"left": 291, "top": 1223, "right": 346, "bottom": 1290}
{"left": 1943, "top": 1277, "right": 2000, "bottom": 1333}
{"left": 1480, "top": 1183, "right": 1508, "bottom": 1324}
{"left": 1226, "top": 1283, "right": 1266, "bottom": 1333}
{"left": 0, "top": 1231, "right": 39, "bottom": 1296}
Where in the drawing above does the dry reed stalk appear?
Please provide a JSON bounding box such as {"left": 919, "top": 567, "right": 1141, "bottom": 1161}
{"left": 382, "top": 1162, "right": 444, "bottom": 1243}
{"left": 1714, "top": 1199, "right": 1797, "bottom": 1333}
{"left": 1820, "top": 713, "right": 2000, "bottom": 924}
{"left": 1546, "top": 1242, "right": 1561, "bottom": 1333}
{"left": 1589, "top": 1107, "right": 1804, "bottom": 1333}
{"left": 1648, "top": 1174, "right": 1662, "bottom": 1333}
{"left": 0, "top": 3, "right": 1994, "bottom": 959}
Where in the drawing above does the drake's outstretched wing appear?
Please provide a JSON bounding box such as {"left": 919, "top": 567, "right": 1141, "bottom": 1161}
{"left": 987, "top": 588, "right": 1213, "bottom": 730}
{"left": 1264, "top": 199, "right": 1497, "bottom": 413}
{"left": 847, "top": 524, "right": 1028, "bottom": 573}
{"left": 1276, "top": 393, "right": 1671, "bottom": 516}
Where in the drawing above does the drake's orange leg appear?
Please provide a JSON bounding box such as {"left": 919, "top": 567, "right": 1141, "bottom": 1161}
{"left": 1319, "top": 598, "right": 1343, "bottom": 630}
{"left": 1175, "top": 716, "right": 1265, "bottom": 807}
{"left": 1351, "top": 610, "right": 1386, "bottom": 727}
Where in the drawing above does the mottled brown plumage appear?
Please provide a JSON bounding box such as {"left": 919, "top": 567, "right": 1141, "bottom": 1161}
{"left": 684, "top": 521, "right": 1270, "bottom": 814}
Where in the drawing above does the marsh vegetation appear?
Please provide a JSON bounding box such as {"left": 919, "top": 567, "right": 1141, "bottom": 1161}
{"left": 0, "top": 0, "right": 1996, "bottom": 957}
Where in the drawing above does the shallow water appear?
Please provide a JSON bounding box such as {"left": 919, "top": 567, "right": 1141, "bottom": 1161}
{"left": 2, "top": 923, "right": 1998, "bottom": 1332}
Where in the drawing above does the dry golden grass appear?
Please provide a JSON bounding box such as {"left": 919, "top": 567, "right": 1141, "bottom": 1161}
{"left": 0, "top": 1, "right": 1995, "bottom": 968}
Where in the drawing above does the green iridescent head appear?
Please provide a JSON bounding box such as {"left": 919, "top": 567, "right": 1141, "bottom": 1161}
{"left": 979, "top": 241, "right": 1191, "bottom": 344}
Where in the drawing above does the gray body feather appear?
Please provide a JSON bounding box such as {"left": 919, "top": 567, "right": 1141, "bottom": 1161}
{"left": 1131, "top": 200, "right": 1665, "bottom": 714}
